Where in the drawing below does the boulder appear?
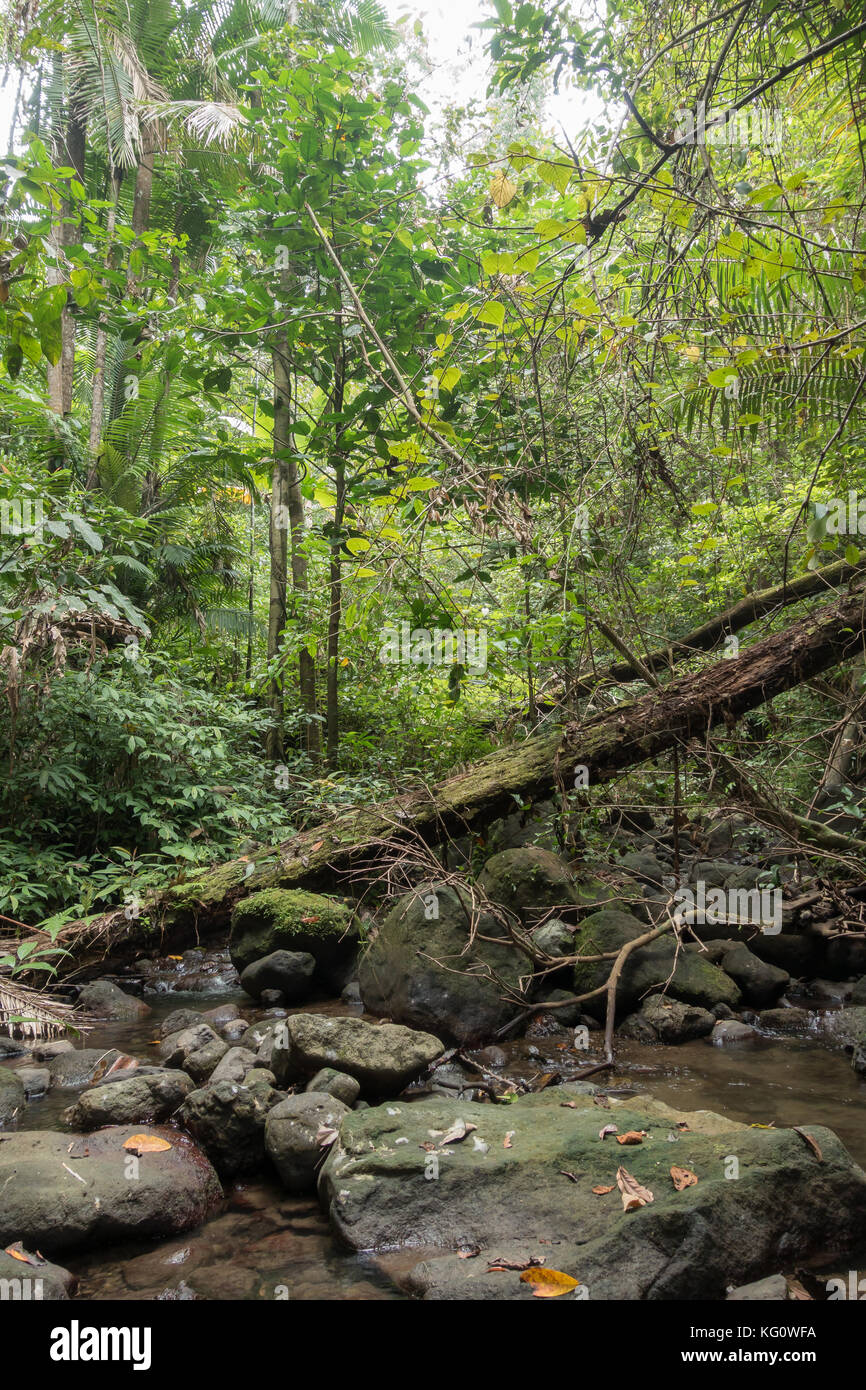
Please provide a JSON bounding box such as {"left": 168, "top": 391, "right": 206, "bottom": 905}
{"left": 758, "top": 1007, "right": 814, "bottom": 1035}
{"left": 0, "top": 1067, "right": 25, "bottom": 1124}
{"left": 229, "top": 888, "right": 358, "bottom": 988}
{"left": 184, "top": 1037, "right": 229, "bottom": 1084}
{"left": 265, "top": 1092, "right": 350, "bottom": 1191}
{"left": 271, "top": 1014, "right": 442, "bottom": 1094}
{"left": 201, "top": 1002, "right": 240, "bottom": 1029}
{"left": 221, "top": 1018, "right": 250, "bottom": 1043}
{"left": 476, "top": 847, "right": 580, "bottom": 921}
{"left": 572, "top": 910, "right": 741, "bottom": 1018}
{"left": 617, "top": 851, "right": 668, "bottom": 887}
{"left": 358, "top": 881, "right": 528, "bottom": 1045}
{"left": 209, "top": 1046, "right": 258, "bottom": 1085}
{"left": 158, "top": 1008, "right": 204, "bottom": 1040}
{"left": 820, "top": 1006, "right": 866, "bottom": 1060}
{"left": 0, "top": 1036, "right": 28, "bottom": 1058}
{"left": 693, "top": 941, "right": 789, "bottom": 1006}
{"left": 320, "top": 1088, "right": 866, "bottom": 1299}
{"left": 159, "top": 1023, "right": 224, "bottom": 1071}
{"left": 16, "top": 1066, "right": 50, "bottom": 1098}
{"left": 0, "top": 1248, "right": 76, "bottom": 1300}
{"left": 239, "top": 949, "right": 316, "bottom": 1003}
{"left": 75, "top": 980, "right": 151, "bottom": 1021}
{"left": 618, "top": 995, "right": 715, "bottom": 1044}
{"left": 63, "top": 1070, "right": 194, "bottom": 1129}
{"left": 531, "top": 919, "right": 576, "bottom": 958}
{"left": 711, "top": 1020, "right": 760, "bottom": 1044}
{"left": 177, "top": 1077, "right": 281, "bottom": 1178}
{"left": 0, "top": 1127, "right": 221, "bottom": 1253}
{"left": 47, "top": 1048, "right": 127, "bottom": 1089}
{"left": 305, "top": 1068, "right": 361, "bottom": 1107}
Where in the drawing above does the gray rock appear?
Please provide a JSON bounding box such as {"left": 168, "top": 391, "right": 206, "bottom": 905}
{"left": 184, "top": 1036, "right": 229, "bottom": 1084}
{"left": 711, "top": 1020, "right": 760, "bottom": 1045}
{"left": 47, "top": 1048, "right": 127, "bottom": 1089}
{"left": 0, "top": 1067, "right": 25, "bottom": 1124}
{"left": 240, "top": 949, "right": 316, "bottom": 1003}
{"left": 159, "top": 1023, "right": 222, "bottom": 1069}
{"left": 0, "top": 1127, "right": 221, "bottom": 1253}
{"left": 0, "top": 1036, "right": 28, "bottom": 1058}
{"left": 359, "top": 881, "right": 529, "bottom": 1045}
{"left": 758, "top": 1006, "right": 813, "bottom": 1035}
{"left": 320, "top": 1088, "right": 866, "bottom": 1299}
{"left": 16, "top": 1066, "right": 50, "bottom": 1098}
{"left": 63, "top": 1069, "right": 194, "bottom": 1129}
{"left": 30, "top": 1040, "right": 74, "bottom": 1060}
{"left": 243, "top": 1067, "right": 276, "bottom": 1088}
{"left": 306, "top": 1067, "right": 361, "bottom": 1106}
{"left": 532, "top": 918, "right": 576, "bottom": 958}
{"left": 209, "top": 1046, "right": 258, "bottom": 1085}
{"left": 220, "top": 1017, "right": 250, "bottom": 1043}
{"left": 618, "top": 995, "right": 715, "bottom": 1044}
{"left": 852, "top": 977, "right": 866, "bottom": 1007}
{"left": 265, "top": 1092, "right": 349, "bottom": 1190}
{"left": 158, "top": 1009, "right": 204, "bottom": 1040}
{"left": 0, "top": 1248, "right": 76, "bottom": 1299}
{"left": 341, "top": 980, "right": 362, "bottom": 1008}
{"left": 694, "top": 940, "right": 789, "bottom": 1006}
{"left": 201, "top": 1002, "right": 239, "bottom": 1029}
{"left": 76, "top": 979, "right": 151, "bottom": 1021}
{"left": 727, "top": 1275, "right": 788, "bottom": 1301}
{"left": 271, "top": 1014, "right": 443, "bottom": 1094}
{"left": 177, "top": 1077, "right": 279, "bottom": 1178}
{"left": 617, "top": 852, "right": 667, "bottom": 887}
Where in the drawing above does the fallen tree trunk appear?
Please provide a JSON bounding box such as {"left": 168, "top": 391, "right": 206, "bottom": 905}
{"left": 53, "top": 582, "right": 866, "bottom": 973}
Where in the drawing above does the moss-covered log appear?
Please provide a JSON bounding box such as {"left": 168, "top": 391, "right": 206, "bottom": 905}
{"left": 57, "top": 583, "right": 866, "bottom": 973}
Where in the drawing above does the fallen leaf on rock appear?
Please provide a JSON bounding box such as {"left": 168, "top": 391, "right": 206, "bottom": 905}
{"left": 457, "top": 1247, "right": 480, "bottom": 1260}
{"left": 616, "top": 1130, "right": 648, "bottom": 1145}
{"left": 560, "top": 1101, "right": 578, "bottom": 1109}
{"left": 559, "top": 1170, "right": 580, "bottom": 1183}
{"left": 488, "top": 1256, "right": 544, "bottom": 1272}
{"left": 591, "top": 1184, "right": 614, "bottom": 1195}
{"left": 309, "top": 841, "right": 324, "bottom": 853}
{"left": 167, "top": 955, "right": 184, "bottom": 962}
{"left": 616, "top": 1165, "right": 653, "bottom": 1212}
{"left": 504, "top": 1131, "right": 515, "bottom": 1149}
{"left": 670, "top": 1165, "right": 698, "bottom": 1191}
{"left": 519, "top": 1267, "right": 580, "bottom": 1298}
{"left": 438, "top": 1119, "right": 478, "bottom": 1147}
{"left": 792, "top": 1127, "right": 824, "bottom": 1163}
{"left": 785, "top": 1275, "right": 813, "bottom": 1301}
{"left": 4, "top": 1243, "right": 43, "bottom": 1266}
{"left": 122, "top": 1134, "right": 172, "bottom": 1155}
{"left": 599, "top": 1124, "right": 618, "bottom": 1140}
{"left": 316, "top": 1125, "right": 339, "bottom": 1149}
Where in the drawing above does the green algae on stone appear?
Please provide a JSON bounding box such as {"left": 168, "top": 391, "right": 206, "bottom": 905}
{"left": 229, "top": 887, "right": 359, "bottom": 987}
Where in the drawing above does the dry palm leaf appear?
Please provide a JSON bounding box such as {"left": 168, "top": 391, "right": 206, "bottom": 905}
{"left": 0, "top": 977, "right": 88, "bottom": 1042}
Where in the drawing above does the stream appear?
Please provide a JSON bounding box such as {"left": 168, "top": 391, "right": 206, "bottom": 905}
{"left": 4, "top": 978, "right": 866, "bottom": 1300}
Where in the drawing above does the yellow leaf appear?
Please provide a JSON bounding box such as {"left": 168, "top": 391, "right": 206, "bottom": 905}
{"left": 519, "top": 1267, "right": 580, "bottom": 1298}
{"left": 489, "top": 171, "right": 517, "bottom": 208}
{"left": 123, "top": 1134, "right": 172, "bottom": 1154}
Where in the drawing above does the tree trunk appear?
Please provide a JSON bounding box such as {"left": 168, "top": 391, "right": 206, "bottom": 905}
{"left": 55, "top": 581, "right": 866, "bottom": 970}
{"left": 47, "top": 88, "right": 87, "bottom": 418}
{"left": 326, "top": 347, "right": 347, "bottom": 766}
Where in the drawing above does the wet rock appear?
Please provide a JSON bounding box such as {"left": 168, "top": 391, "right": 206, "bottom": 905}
{"left": 531, "top": 918, "right": 576, "bottom": 958}
{"left": 748, "top": 929, "right": 825, "bottom": 979}
{"left": 803, "top": 979, "right": 853, "bottom": 1004}
{"left": 0, "top": 1066, "right": 25, "bottom": 1123}
{"left": 476, "top": 847, "right": 581, "bottom": 921}
{"left": 210, "top": 1046, "right": 258, "bottom": 1085}
{"left": 320, "top": 1088, "right": 866, "bottom": 1300}
{"left": 271, "top": 1014, "right": 443, "bottom": 1094}
{"left": 240, "top": 949, "right": 316, "bottom": 1003}
{"left": 0, "top": 1248, "right": 76, "bottom": 1299}
{"left": 618, "top": 995, "right": 715, "bottom": 1044}
{"left": 260, "top": 989, "right": 283, "bottom": 1007}
{"left": 573, "top": 910, "right": 741, "bottom": 1018}
{"left": 221, "top": 1018, "right": 250, "bottom": 1043}
{"left": 158, "top": 1008, "right": 204, "bottom": 1040}
{"left": 184, "top": 1037, "right": 230, "bottom": 1085}
{"left": 826, "top": 935, "right": 866, "bottom": 979}
{"left": 178, "top": 1078, "right": 279, "bottom": 1178}
{"left": 341, "top": 980, "right": 362, "bottom": 1008}
{"left": 201, "top": 1002, "right": 239, "bottom": 1029}
{"left": 306, "top": 1068, "right": 361, "bottom": 1106}
{"left": 524, "top": 1011, "right": 571, "bottom": 1041}
{"left": 694, "top": 941, "right": 789, "bottom": 1007}
{"left": 229, "top": 888, "right": 358, "bottom": 989}
{"left": 265, "top": 1092, "right": 350, "bottom": 1190}
{"left": 711, "top": 1019, "right": 760, "bottom": 1045}
{"left": 159, "top": 1023, "right": 223, "bottom": 1069}
{"left": 76, "top": 979, "right": 151, "bottom": 1021}
{"left": 820, "top": 1006, "right": 866, "bottom": 1059}
{"left": 533, "top": 988, "right": 584, "bottom": 1026}
{"left": 0, "top": 1036, "right": 28, "bottom": 1058}
{"left": 64, "top": 1070, "right": 194, "bottom": 1129}
{"left": 16, "top": 1066, "right": 50, "bottom": 1097}
{"left": 47, "top": 1048, "right": 126, "bottom": 1089}
{"left": 358, "top": 881, "right": 529, "bottom": 1045}
{"left": 240, "top": 1019, "right": 279, "bottom": 1052}
{"left": 758, "top": 1006, "right": 813, "bottom": 1035}
{"left": 244, "top": 1067, "right": 276, "bottom": 1088}
{"left": 30, "top": 1039, "right": 74, "bottom": 1060}
{"left": 0, "top": 1127, "right": 221, "bottom": 1253}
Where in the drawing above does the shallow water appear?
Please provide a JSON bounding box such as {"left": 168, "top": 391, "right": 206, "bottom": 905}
{"left": 3, "top": 985, "right": 866, "bottom": 1299}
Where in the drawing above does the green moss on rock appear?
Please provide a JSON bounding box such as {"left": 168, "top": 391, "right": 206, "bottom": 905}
{"left": 229, "top": 888, "right": 358, "bottom": 987}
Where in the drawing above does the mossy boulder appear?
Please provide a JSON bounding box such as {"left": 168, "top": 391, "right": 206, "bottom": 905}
{"left": 572, "top": 909, "right": 741, "bottom": 1019}
{"left": 476, "top": 847, "right": 580, "bottom": 922}
{"left": 358, "top": 881, "right": 530, "bottom": 1045}
{"left": 319, "top": 1087, "right": 866, "bottom": 1299}
{"left": 229, "top": 888, "right": 359, "bottom": 989}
